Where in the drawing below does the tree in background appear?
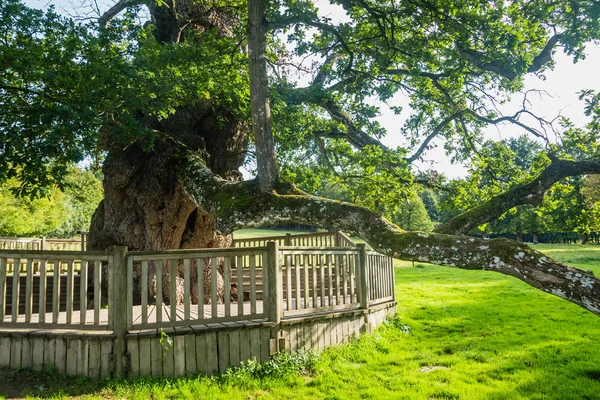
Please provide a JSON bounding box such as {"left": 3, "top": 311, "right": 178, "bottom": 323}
{"left": 3, "top": 0, "right": 600, "bottom": 313}
{"left": 0, "top": 167, "right": 102, "bottom": 238}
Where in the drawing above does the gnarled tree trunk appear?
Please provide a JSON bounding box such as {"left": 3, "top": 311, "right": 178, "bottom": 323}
{"left": 89, "top": 104, "right": 249, "bottom": 304}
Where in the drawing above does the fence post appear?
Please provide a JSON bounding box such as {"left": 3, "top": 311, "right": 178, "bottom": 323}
{"left": 357, "top": 244, "right": 369, "bottom": 309}
{"left": 266, "top": 241, "right": 281, "bottom": 325}
{"left": 285, "top": 234, "right": 292, "bottom": 246}
{"left": 334, "top": 232, "right": 341, "bottom": 247}
{"left": 111, "top": 246, "right": 129, "bottom": 378}
{"left": 40, "top": 237, "right": 46, "bottom": 251}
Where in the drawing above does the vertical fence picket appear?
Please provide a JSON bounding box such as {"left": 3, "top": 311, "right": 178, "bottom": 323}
{"left": 25, "top": 259, "right": 33, "bottom": 323}
{"left": 294, "top": 255, "right": 301, "bottom": 311}
{"left": 141, "top": 261, "right": 148, "bottom": 324}
{"left": 284, "top": 255, "right": 291, "bottom": 312}
{"left": 80, "top": 260, "right": 88, "bottom": 325}
{"left": 11, "top": 258, "right": 20, "bottom": 322}
{"left": 66, "top": 260, "right": 74, "bottom": 324}
{"left": 211, "top": 258, "right": 217, "bottom": 318}
{"left": 94, "top": 261, "right": 101, "bottom": 325}
{"left": 39, "top": 260, "right": 46, "bottom": 323}
{"left": 237, "top": 256, "right": 243, "bottom": 316}
{"left": 156, "top": 261, "right": 163, "bottom": 324}
{"left": 52, "top": 260, "right": 60, "bottom": 323}
{"left": 169, "top": 259, "right": 177, "bottom": 323}
{"left": 224, "top": 257, "right": 231, "bottom": 317}
{"left": 250, "top": 255, "right": 256, "bottom": 315}
{"left": 0, "top": 258, "right": 6, "bottom": 321}
{"left": 184, "top": 259, "right": 190, "bottom": 321}
{"left": 197, "top": 259, "right": 204, "bottom": 320}
{"left": 303, "top": 255, "right": 309, "bottom": 309}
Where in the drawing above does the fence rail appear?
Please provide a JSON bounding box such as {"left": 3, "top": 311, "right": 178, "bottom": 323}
{"left": 1, "top": 233, "right": 88, "bottom": 274}
{"left": 232, "top": 231, "right": 355, "bottom": 248}
{"left": 0, "top": 232, "right": 395, "bottom": 334}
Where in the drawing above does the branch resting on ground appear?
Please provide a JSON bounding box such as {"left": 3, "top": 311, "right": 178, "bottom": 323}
{"left": 177, "top": 154, "right": 600, "bottom": 317}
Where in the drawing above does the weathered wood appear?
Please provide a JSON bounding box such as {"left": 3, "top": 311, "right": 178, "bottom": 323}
{"left": 260, "top": 328, "right": 270, "bottom": 362}
{"left": 162, "top": 333, "right": 175, "bottom": 378}
{"left": 229, "top": 329, "right": 240, "bottom": 367}
{"left": 55, "top": 337, "right": 67, "bottom": 374}
{"left": 184, "top": 259, "right": 191, "bottom": 320}
{"left": 112, "top": 246, "right": 128, "bottom": 378}
{"left": 94, "top": 261, "right": 101, "bottom": 325}
{"left": 197, "top": 259, "right": 204, "bottom": 320}
{"left": 235, "top": 256, "right": 243, "bottom": 316}
{"left": 66, "top": 260, "right": 74, "bottom": 324}
{"left": 141, "top": 261, "right": 149, "bottom": 324}
{"left": 357, "top": 244, "right": 369, "bottom": 309}
{"left": 195, "top": 334, "right": 208, "bottom": 375}
{"left": 0, "top": 258, "right": 6, "bottom": 322}
{"left": 100, "top": 339, "right": 113, "bottom": 379}
{"left": 156, "top": 261, "right": 163, "bottom": 324}
{"left": 11, "top": 258, "right": 20, "bottom": 322}
{"left": 88, "top": 339, "right": 101, "bottom": 379}
{"left": 250, "top": 255, "right": 257, "bottom": 314}
{"left": 173, "top": 335, "right": 185, "bottom": 377}
{"left": 217, "top": 330, "right": 230, "bottom": 372}
{"left": 66, "top": 339, "right": 78, "bottom": 376}
{"left": 205, "top": 331, "right": 218, "bottom": 374}
{"left": 43, "top": 336, "right": 56, "bottom": 370}
{"left": 30, "top": 337, "right": 44, "bottom": 371}
{"left": 130, "top": 248, "right": 266, "bottom": 261}
{"left": 239, "top": 328, "right": 250, "bottom": 362}
{"left": 150, "top": 335, "right": 163, "bottom": 377}
{"left": 128, "top": 337, "right": 140, "bottom": 379}
{"left": 138, "top": 337, "right": 151, "bottom": 378}
{"left": 10, "top": 336, "right": 21, "bottom": 369}
{"left": 77, "top": 339, "right": 89, "bottom": 377}
{"left": 211, "top": 258, "right": 218, "bottom": 318}
{"left": 184, "top": 334, "right": 196, "bottom": 376}
{"left": 265, "top": 242, "right": 281, "bottom": 324}
{"left": 250, "top": 327, "right": 261, "bottom": 360}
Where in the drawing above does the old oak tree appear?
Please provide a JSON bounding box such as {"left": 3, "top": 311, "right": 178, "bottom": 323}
{"left": 1, "top": 0, "right": 600, "bottom": 312}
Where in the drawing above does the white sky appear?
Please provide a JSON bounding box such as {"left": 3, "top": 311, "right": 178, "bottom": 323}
{"left": 23, "top": 0, "right": 600, "bottom": 178}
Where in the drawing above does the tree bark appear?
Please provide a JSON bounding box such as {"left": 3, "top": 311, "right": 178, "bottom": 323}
{"left": 89, "top": 104, "right": 249, "bottom": 304}
{"left": 436, "top": 157, "right": 600, "bottom": 235}
{"left": 248, "top": 0, "right": 279, "bottom": 190}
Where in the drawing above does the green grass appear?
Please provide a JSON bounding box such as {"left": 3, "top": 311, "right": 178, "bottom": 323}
{"left": 2, "top": 242, "right": 600, "bottom": 399}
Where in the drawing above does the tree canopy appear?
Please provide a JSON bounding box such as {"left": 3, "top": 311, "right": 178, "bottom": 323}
{"left": 2, "top": 0, "right": 600, "bottom": 315}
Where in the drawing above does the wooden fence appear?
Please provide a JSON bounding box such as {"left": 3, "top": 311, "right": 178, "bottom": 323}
{"left": 232, "top": 231, "right": 355, "bottom": 248}
{"left": 0, "top": 250, "right": 110, "bottom": 330}
{"left": 0, "top": 231, "right": 396, "bottom": 378}
{"left": 1, "top": 233, "right": 88, "bottom": 274}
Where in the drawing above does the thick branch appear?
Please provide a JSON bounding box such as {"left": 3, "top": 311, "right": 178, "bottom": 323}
{"left": 436, "top": 156, "right": 600, "bottom": 235}
{"left": 98, "top": 0, "right": 146, "bottom": 27}
{"left": 177, "top": 156, "right": 600, "bottom": 317}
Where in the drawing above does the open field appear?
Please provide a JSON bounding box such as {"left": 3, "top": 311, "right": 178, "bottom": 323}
{"left": 1, "top": 241, "right": 600, "bottom": 399}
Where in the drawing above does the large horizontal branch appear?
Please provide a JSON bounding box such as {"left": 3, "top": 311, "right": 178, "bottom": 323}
{"left": 177, "top": 154, "right": 600, "bottom": 316}
{"left": 436, "top": 156, "right": 600, "bottom": 235}
{"left": 456, "top": 33, "right": 564, "bottom": 80}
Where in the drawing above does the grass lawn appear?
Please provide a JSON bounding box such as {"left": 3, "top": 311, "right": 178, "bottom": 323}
{"left": 1, "top": 242, "right": 600, "bottom": 399}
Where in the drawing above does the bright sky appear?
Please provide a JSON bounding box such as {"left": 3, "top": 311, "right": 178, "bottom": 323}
{"left": 23, "top": 0, "right": 600, "bottom": 179}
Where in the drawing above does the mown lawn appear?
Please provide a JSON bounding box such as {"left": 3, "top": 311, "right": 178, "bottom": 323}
{"left": 1, "top": 242, "right": 600, "bottom": 399}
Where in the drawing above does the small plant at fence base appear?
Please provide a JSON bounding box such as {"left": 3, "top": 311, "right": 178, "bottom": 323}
{"left": 217, "top": 348, "right": 321, "bottom": 387}
{"left": 159, "top": 329, "right": 173, "bottom": 355}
